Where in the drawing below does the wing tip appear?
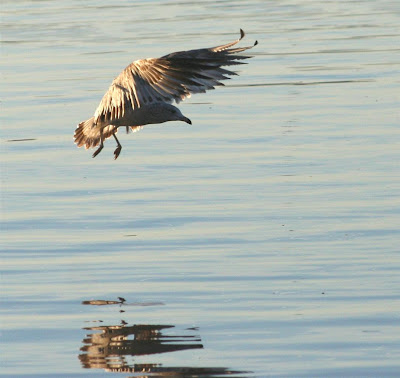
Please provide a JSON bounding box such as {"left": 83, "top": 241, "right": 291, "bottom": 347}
{"left": 239, "top": 29, "right": 258, "bottom": 46}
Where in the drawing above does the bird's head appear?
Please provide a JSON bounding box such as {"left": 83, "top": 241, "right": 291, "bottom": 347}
{"left": 160, "top": 103, "right": 191, "bottom": 124}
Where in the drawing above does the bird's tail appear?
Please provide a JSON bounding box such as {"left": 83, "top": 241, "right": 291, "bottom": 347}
{"left": 74, "top": 117, "right": 99, "bottom": 149}
{"left": 74, "top": 117, "right": 118, "bottom": 149}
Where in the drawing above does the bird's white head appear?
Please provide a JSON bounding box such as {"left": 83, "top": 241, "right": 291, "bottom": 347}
{"left": 155, "top": 103, "right": 192, "bottom": 125}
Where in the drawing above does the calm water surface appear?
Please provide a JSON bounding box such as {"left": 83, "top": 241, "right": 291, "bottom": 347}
{"left": 1, "top": 1, "right": 400, "bottom": 377}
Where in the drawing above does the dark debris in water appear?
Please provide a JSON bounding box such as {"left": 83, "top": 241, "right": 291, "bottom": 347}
{"left": 82, "top": 298, "right": 165, "bottom": 306}
{"left": 7, "top": 138, "right": 37, "bottom": 142}
{"left": 82, "top": 299, "right": 121, "bottom": 306}
{"left": 229, "top": 79, "right": 374, "bottom": 88}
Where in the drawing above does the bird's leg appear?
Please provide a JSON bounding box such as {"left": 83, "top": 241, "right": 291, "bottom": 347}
{"left": 113, "top": 131, "right": 122, "bottom": 160}
{"left": 92, "top": 128, "right": 104, "bottom": 158}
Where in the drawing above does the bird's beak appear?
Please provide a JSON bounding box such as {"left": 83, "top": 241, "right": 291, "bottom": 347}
{"left": 184, "top": 117, "right": 192, "bottom": 125}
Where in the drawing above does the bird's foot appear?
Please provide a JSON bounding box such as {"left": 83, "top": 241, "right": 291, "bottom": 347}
{"left": 92, "top": 145, "right": 103, "bottom": 158}
{"left": 114, "top": 146, "right": 122, "bottom": 160}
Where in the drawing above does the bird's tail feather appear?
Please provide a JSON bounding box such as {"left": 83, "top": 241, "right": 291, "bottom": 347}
{"left": 74, "top": 117, "right": 117, "bottom": 149}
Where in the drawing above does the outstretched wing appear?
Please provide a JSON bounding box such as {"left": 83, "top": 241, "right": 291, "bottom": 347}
{"left": 94, "top": 29, "right": 258, "bottom": 125}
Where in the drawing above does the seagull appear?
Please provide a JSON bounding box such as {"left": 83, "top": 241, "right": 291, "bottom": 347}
{"left": 74, "top": 29, "right": 258, "bottom": 159}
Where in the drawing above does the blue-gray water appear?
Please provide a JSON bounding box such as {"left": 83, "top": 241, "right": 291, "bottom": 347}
{"left": 1, "top": 1, "right": 400, "bottom": 377}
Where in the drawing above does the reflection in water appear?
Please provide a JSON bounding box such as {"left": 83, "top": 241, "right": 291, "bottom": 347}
{"left": 80, "top": 323, "right": 203, "bottom": 362}
{"left": 79, "top": 299, "right": 251, "bottom": 377}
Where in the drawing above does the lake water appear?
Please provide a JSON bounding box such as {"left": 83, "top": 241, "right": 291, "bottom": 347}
{"left": 1, "top": 1, "right": 400, "bottom": 377}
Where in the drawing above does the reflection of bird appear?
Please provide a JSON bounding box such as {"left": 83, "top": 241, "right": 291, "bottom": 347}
{"left": 79, "top": 323, "right": 203, "bottom": 370}
{"left": 74, "top": 29, "right": 258, "bottom": 159}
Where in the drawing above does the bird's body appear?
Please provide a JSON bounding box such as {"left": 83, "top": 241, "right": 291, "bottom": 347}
{"left": 74, "top": 29, "right": 257, "bottom": 159}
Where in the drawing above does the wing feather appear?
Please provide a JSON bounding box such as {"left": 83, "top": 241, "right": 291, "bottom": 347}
{"left": 94, "top": 29, "right": 257, "bottom": 124}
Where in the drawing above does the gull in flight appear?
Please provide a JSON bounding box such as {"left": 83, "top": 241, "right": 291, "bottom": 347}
{"left": 74, "top": 29, "right": 258, "bottom": 159}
